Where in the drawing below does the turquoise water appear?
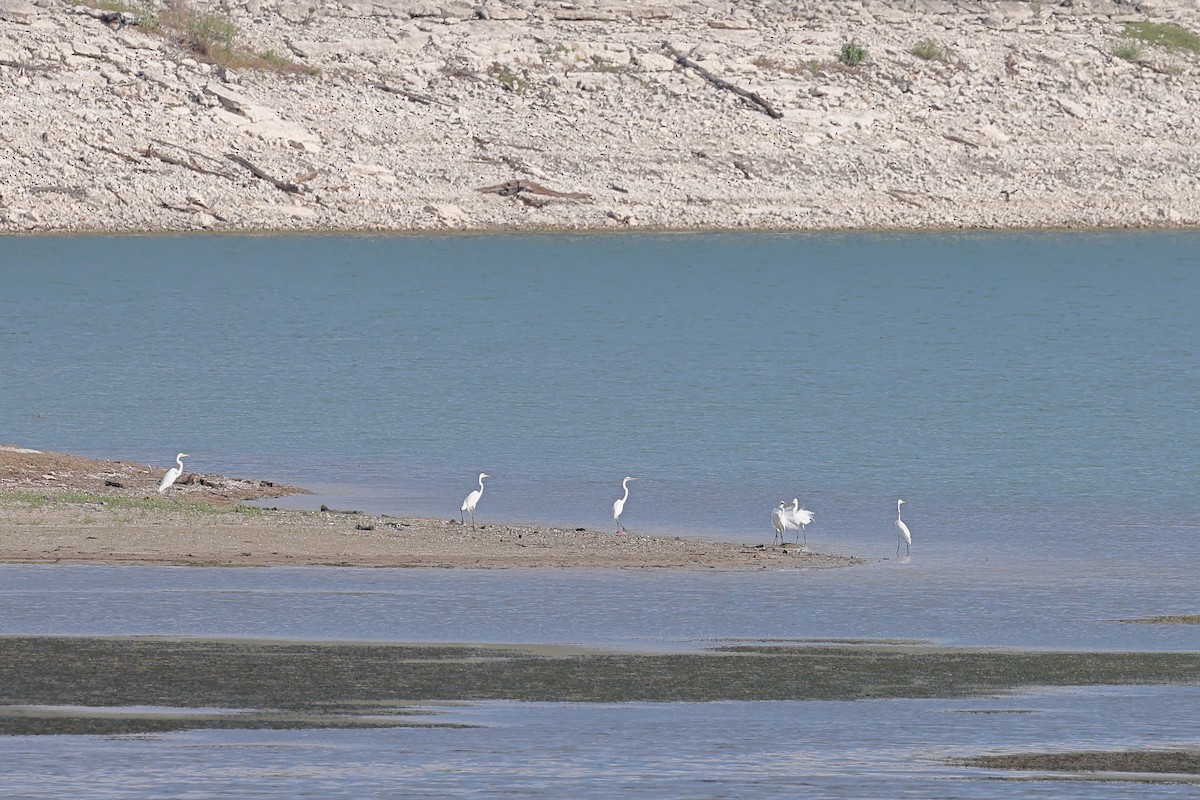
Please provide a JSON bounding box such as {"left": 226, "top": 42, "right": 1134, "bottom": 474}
{"left": 2, "top": 232, "right": 1199, "bottom": 797}
{"left": 3, "top": 232, "right": 1197, "bottom": 556}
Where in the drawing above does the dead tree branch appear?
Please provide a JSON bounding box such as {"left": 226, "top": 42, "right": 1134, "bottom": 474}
{"left": 477, "top": 180, "right": 592, "bottom": 202}
{"left": 91, "top": 143, "right": 141, "bottom": 164}
{"left": 145, "top": 144, "right": 237, "bottom": 178}
{"left": 372, "top": 82, "right": 449, "bottom": 106}
{"left": 226, "top": 154, "right": 306, "bottom": 194}
{"left": 662, "top": 42, "right": 783, "bottom": 119}
{"left": 160, "top": 199, "right": 229, "bottom": 222}
{"left": 885, "top": 189, "right": 924, "bottom": 208}
{"left": 942, "top": 133, "right": 980, "bottom": 149}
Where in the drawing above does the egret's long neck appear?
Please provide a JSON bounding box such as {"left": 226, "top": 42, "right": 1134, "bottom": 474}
{"left": 177, "top": 456, "right": 185, "bottom": 470}
{"left": 897, "top": 502, "right": 902, "bottom": 520}
{"left": 621, "top": 480, "right": 631, "bottom": 503}
{"left": 478, "top": 476, "right": 486, "bottom": 493}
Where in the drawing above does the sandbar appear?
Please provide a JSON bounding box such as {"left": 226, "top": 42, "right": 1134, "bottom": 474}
{"left": 0, "top": 446, "right": 859, "bottom": 570}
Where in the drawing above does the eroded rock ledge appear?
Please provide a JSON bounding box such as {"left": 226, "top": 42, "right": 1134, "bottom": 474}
{"left": 1, "top": 0, "right": 1198, "bottom": 232}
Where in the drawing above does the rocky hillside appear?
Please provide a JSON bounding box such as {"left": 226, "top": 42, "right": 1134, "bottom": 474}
{"left": 1, "top": 0, "right": 1198, "bottom": 232}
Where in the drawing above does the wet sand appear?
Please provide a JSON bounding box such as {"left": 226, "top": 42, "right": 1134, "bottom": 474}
{"left": 0, "top": 446, "right": 858, "bottom": 569}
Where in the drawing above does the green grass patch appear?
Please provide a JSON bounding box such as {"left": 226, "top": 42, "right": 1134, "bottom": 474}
{"left": 232, "top": 503, "right": 266, "bottom": 517}
{"left": 1112, "top": 39, "right": 1144, "bottom": 61}
{"left": 0, "top": 490, "right": 222, "bottom": 515}
{"left": 1122, "top": 22, "right": 1200, "bottom": 54}
{"left": 838, "top": 41, "right": 868, "bottom": 67}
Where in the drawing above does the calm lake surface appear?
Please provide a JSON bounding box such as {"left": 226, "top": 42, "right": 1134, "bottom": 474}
{"left": 1, "top": 232, "right": 1198, "bottom": 797}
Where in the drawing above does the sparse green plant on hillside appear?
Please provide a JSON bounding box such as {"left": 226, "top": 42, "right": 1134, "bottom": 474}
{"left": 751, "top": 55, "right": 824, "bottom": 75}
{"left": 76, "top": 0, "right": 316, "bottom": 73}
{"left": 838, "top": 41, "right": 868, "bottom": 67}
{"left": 1112, "top": 39, "right": 1144, "bottom": 61}
{"left": 180, "top": 7, "right": 236, "bottom": 59}
{"left": 489, "top": 63, "right": 528, "bottom": 93}
{"left": 911, "top": 38, "right": 951, "bottom": 63}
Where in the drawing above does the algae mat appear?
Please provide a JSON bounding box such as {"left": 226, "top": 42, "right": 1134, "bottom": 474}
{"left": 2, "top": 637, "right": 1199, "bottom": 736}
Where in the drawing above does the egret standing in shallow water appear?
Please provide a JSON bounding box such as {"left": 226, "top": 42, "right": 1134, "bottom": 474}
{"left": 895, "top": 498, "right": 911, "bottom": 556}
{"left": 786, "top": 498, "right": 815, "bottom": 545}
{"left": 461, "top": 472, "right": 489, "bottom": 528}
{"left": 156, "top": 453, "right": 189, "bottom": 495}
{"left": 613, "top": 476, "right": 638, "bottom": 534}
{"left": 771, "top": 501, "right": 788, "bottom": 545}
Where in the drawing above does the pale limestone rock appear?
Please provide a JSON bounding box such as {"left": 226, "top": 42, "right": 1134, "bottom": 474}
{"left": 289, "top": 38, "right": 399, "bottom": 59}
{"left": 280, "top": 205, "right": 319, "bottom": 220}
{"left": 576, "top": 72, "right": 619, "bottom": 92}
{"left": 978, "top": 123, "right": 1010, "bottom": 143}
{"left": 392, "top": 32, "right": 432, "bottom": 52}
{"left": 479, "top": 3, "right": 528, "bottom": 20}
{"left": 810, "top": 85, "right": 845, "bottom": 98}
{"left": 206, "top": 82, "right": 320, "bottom": 152}
{"left": 212, "top": 108, "right": 248, "bottom": 128}
{"left": 404, "top": 1, "right": 474, "bottom": 19}
{"left": 633, "top": 52, "right": 675, "bottom": 72}
{"left": 115, "top": 29, "right": 161, "bottom": 50}
{"left": 71, "top": 40, "right": 103, "bottom": 59}
{"left": 246, "top": 118, "right": 321, "bottom": 152}
{"left": 205, "top": 82, "right": 252, "bottom": 115}
{"left": 0, "top": 2, "right": 37, "bottom": 24}
{"left": 279, "top": 2, "right": 312, "bottom": 23}
{"left": 1058, "top": 97, "right": 1088, "bottom": 118}
{"left": 424, "top": 202, "right": 465, "bottom": 224}
{"left": 349, "top": 163, "right": 397, "bottom": 183}
{"left": 0, "top": 45, "right": 25, "bottom": 65}
{"left": 708, "top": 11, "right": 755, "bottom": 30}
{"left": 555, "top": 8, "right": 616, "bottom": 21}
{"left": 627, "top": 4, "right": 673, "bottom": 20}
{"left": 139, "top": 65, "right": 178, "bottom": 90}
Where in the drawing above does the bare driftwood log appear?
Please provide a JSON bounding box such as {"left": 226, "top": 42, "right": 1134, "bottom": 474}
{"left": 885, "top": 189, "right": 924, "bottom": 208}
{"left": 160, "top": 199, "right": 229, "bottom": 222}
{"left": 662, "top": 42, "right": 783, "bottom": 119}
{"left": 92, "top": 144, "right": 140, "bottom": 164}
{"left": 226, "top": 154, "right": 305, "bottom": 194}
{"left": 372, "top": 82, "right": 448, "bottom": 106}
{"left": 144, "top": 144, "right": 236, "bottom": 178}
{"left": 942, "top": 133, "right": 980, "bottom": 149}
{"left": 477, "top": 180, "right": 592, "bottom": 202}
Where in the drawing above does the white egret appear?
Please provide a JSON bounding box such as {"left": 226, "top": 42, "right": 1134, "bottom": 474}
{"left": 771, "top": 501, "right": 788, "bottom": 545}
{"left": 786, "top": 499, "right": 815, "bottom": 545}
{"left": 613, "top": 476, "right": 638, "bottom": 534}
{"left": 156, "top": 452, "right": 189, "bottom": 495}
{"left": 461, "top": 472, "right": 489, "bottom": 528}
{"left": 896, "top": 499, "right": 911, "bottom": 556}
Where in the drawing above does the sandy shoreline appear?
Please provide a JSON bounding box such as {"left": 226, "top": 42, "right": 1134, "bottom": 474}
{"left": 0, "top": 446, "right": 861, "bottom": 569}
